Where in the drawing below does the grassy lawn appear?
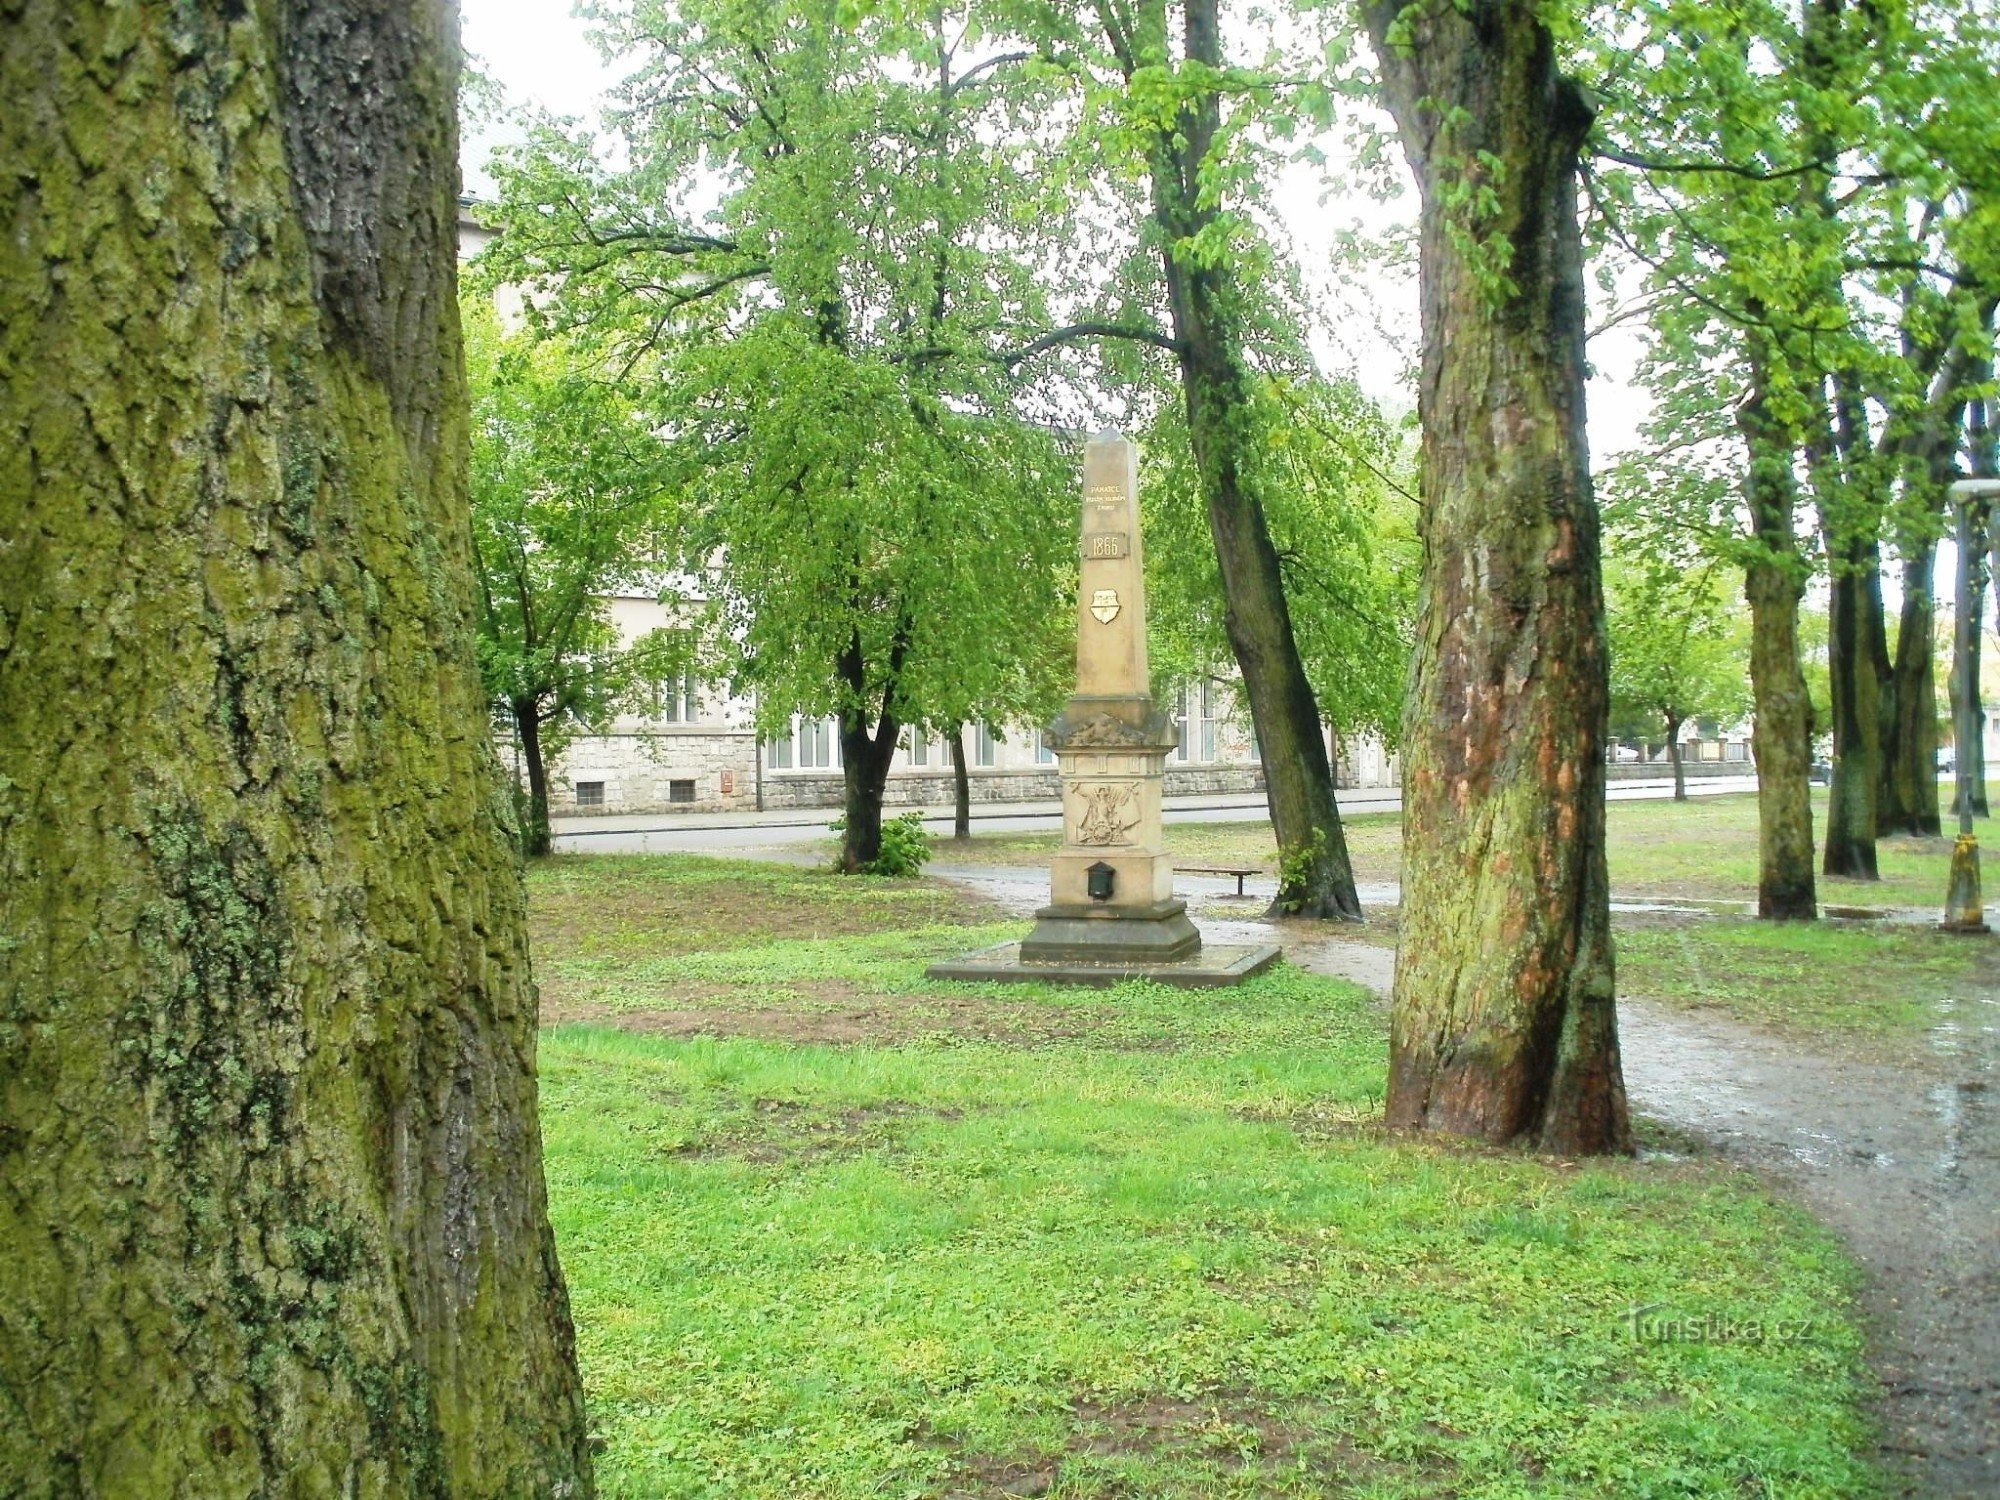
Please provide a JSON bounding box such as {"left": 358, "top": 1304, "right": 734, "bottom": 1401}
{"left": 531, "top": 855, "right": 1880, "bottom": 1498}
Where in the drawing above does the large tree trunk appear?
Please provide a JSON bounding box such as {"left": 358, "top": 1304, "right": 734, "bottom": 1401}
{"left": 1822, "top": 535, "right": 1884, "bottom": 878}
{"left": 1882, "top": 538, "right": 1942, "bottom": 836}
{"left": 1737, "top": 349, "right": 1819, "bottom": 920}
{"left": 1138, "top": 0, "right": 1362, "bottom": 921}
{"left": 514, "top": 699, "right": 554, "bottom": 857}
{"left": 1367, "top": 0, "right": 1629, "bottom": 1155}
{"left": 0, "top": 4, "right": 593, "bottom": 1494}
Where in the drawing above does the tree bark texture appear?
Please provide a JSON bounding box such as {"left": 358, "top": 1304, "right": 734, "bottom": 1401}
{"left": 837, "top": 713, "right": 899, "bottom": 871}
{"left": 833, "top": 632, "right": 900, "bottom": 871}
{"left": 1367, "top": 0, "right": 1629, "bottom": 1154}
{"left": 1952, "top": 490, "right": 1989, "bottom": 823}
{"left": 1142, "top": 0, "right": 1362, "bottom": 920}
{"left": 1882, "top": 539, "right": 1941, "bottom": 836}
{"left": 1736, "top": 353, "right": 1819, "bottom": 920}
{"left": 1821, "top": 536, "right": 1884, "bottom": 878}
{"left": 1665, "top": 715, "right": 1686, "bottom": 802}
{"left": 513, "top": 700, "right": 554, "bottom": 858}
{"left": 949, "top": 725, "right": 971, "bottom": 839}
{"left": 0, "top": 5, "right": 593, "bottom": 1495}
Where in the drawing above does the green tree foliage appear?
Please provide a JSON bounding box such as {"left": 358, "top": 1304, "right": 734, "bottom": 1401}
{"left": 1605, "top": 558, "right": 1751, "bottom": 799}
{"left": 465, "top": 305, "right": 679, "bottom": 856}
{"left": 478, "top": 0, "right": 1078, "bottom": 871}
{"left": 1577, "top": 0, "right": 2000, "bottom": 895}
{"left": 1143, "top": 377, "right": 1416, "bottom": 750}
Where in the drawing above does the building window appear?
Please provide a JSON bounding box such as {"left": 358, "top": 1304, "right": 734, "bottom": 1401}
{"left": 657, "top": 670, "right": 700, "bottom": 724}
{"left": 1726, "top": 740, "right": 1749, "bottom": 763}
{"left": 1199, "top": 681, "right": 1220, "bottom": 762}
{"left": 668, "top": 779, "right": 696, "bottom": 803}
{"left": 1035, "top": 728, "right": 1055, "bottom": 765}
{"left": 768, "top": 733, "right": 792, "bottom": 770}
{"left": 1172, "top": 689, "right": 1190, "bottom": 762}
{"left": 975, "top": 723, "right": 997, "bottom": 767}
{"left": 909, "top": 732, "right": 929, "bottom": 768}
{"left": 574, "top": 780, "right": 605, "bottom": 809}
{"left": 799, "top": 717, "right": 836, "bottom": 768}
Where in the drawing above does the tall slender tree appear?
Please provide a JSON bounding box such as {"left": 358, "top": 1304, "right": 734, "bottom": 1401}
{"left": 1366, "top": 0, "right": 1630, "bottom": 1153}
{"left": 1054, "top": 0, "right": 1372, "bottom": 917}
{"left": 0, "top": 3, "right": 592, "bottom": 1492}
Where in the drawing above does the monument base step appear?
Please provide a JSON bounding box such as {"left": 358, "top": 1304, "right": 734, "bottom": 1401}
{"left": 926, "top": 940, "right": 1281, "bottom": 990}
{"left": 1020, "top": 899, "right": 1201, "bottom": 964}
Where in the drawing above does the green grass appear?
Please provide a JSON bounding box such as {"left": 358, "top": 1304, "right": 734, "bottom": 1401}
{"left": 529, "top": 854, "right": 1883, "bottom": 1498}
{"left": 1616, "top": 917, "right": 1992, "bottom": 1043}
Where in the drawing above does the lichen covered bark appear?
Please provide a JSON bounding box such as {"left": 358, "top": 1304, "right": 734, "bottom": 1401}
{"left": 0, "top": 3, "right": 592, "bottom": 1494}
{"left": 1367, "top": 0, "right": 1629, "bottom": 1154}
{"left": 1736, "top": 358, "right": 1820, "bottom": 921}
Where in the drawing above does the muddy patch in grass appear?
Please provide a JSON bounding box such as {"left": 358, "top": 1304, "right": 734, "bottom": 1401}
{"left": 555, "top": 985, "right": 1119, "bottom": 1049}
{"left": 666, "top": 1096, "right": 970, "bottom": 1165}
{"left": 933, "top": 1392, "right": 1413, "bottom": 1497}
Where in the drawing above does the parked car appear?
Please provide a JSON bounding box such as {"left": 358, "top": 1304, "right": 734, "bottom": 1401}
{"left": 1810, "top": 760, "right": 1832, "bottom": 786}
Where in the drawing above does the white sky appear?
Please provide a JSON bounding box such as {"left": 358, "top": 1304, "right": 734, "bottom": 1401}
{"left": 459, "top": 0, "right": 1653, "bottom": 462}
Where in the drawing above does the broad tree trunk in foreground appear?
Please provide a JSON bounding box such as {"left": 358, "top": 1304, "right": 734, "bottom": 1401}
{"left": 1822, "top": 536, "right": 1883, "bottom": 878}
{"left": 1367, "top": 0, "right": 1629, "bottom": 1154}
{"left": 1737, "top": 351, "right": 1819, "bottom": 920}
{"left": 1882, "top": 539, "right": 1942, "bottom": 836}
{"left": 1132, "top": 0, "right": 1361, "bottom": 920}
{"left": 514, "top": 699, "right": 555, "bottom": 857}
{"left": 0, "top": 4, "right": 592, "bottom": 1494}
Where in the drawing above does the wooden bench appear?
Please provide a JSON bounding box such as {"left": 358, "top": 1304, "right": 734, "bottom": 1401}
{"left": 1176, "top": 863, "right": 1263, "bottom": 897}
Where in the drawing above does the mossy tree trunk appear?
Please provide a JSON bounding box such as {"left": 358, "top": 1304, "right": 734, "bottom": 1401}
{"left": 1883, "top": 538, "right": 1942, "bottom": 836}
{"left": 1736, "top": 345, "right": 1820, "bottom": 921}
{"left": 1952, "top": 485, "right": 1990, "bottom": 822}
{"left": 1821, "top": 534, "right": 1884, "bottom": 878}
{"left": 1366, "top": 0, "right": 1630, "bottom": 1154}
{"left": 0, "top": 3, "right": 593, "bottom": 1495}
{"left": 1113, "top": 0, "right": 1362, "bottom": 920}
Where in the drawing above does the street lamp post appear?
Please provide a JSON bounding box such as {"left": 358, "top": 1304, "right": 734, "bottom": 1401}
{"left": 1941, "top": 478, "right": 2000, "bottom": 933}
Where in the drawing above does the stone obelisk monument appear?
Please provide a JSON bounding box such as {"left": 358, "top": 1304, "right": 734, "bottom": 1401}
{"left": 1019, "top": 432, "right": 1200, "bottom": 962}
{"left": 928, "top": 432, "right": 1276, "bottom": 987}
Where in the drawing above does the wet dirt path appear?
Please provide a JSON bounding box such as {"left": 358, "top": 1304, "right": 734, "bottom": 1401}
{"left": 934, "top": 865, "right": 1999, "bottom": 1497}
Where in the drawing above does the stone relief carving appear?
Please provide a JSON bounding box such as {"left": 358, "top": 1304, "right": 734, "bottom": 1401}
{"left": 1074, "top": 781, "right": 1140, "bottom": 845}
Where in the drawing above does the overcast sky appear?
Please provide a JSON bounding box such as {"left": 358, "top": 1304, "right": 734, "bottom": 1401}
{"left": 458, "top": 0, "right": 1653, "bottom": 459}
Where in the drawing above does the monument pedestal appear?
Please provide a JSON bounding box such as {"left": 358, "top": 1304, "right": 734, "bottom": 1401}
{"left": 927, "top": 432, "right": 1278, "bottom": 990}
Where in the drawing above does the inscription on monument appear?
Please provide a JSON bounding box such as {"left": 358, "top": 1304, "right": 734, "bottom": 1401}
{"left": 1084, "top": 532, "right": 1130, "bottom": 560}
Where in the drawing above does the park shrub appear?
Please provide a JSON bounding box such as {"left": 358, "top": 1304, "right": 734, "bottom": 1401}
{"left": 828, "top": 811, "right": 932, "bottom": 877}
